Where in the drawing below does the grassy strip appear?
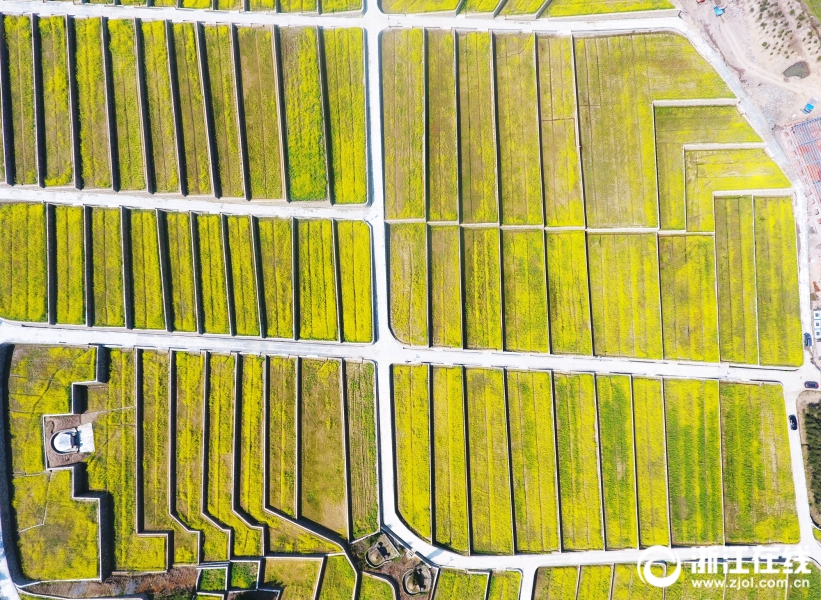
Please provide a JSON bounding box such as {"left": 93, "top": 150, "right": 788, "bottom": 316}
{"left": 502, "top": 229, "right": 548, "bottom": 353}
{"left": 130, "top": 209, "right": 165, "bottom": 329}
{"left": 427, "top": 30, "right": 457, "bottom": 222}
{"left": 381, "top": 0, "right": 459, "bottom": 12}
{"left": 382, "top": 28, "right": 425, "bottom": 219}
{"left": 611, "top": 564, "right": 663, "bottom": 600}
{"left": 204, "top": 25, "right": 243, "bottom": 198}
{"left": 172, "top": 23, "right": 210, "bottom": 196}
{"left": 574, "top": 33, "right": 731, "bottom": 227}
{"left": 546, "top": 231, "right": 592, "bottom": 355}
{"left": 388, "top": 222, "right": 427, "bottom": 346}
{"left": 463, "top": 227, "right": 502, "bottom": 350}
{"left": 239, "top": 356, "right": 337, "bottom": 554}
{"left": 216, "top": 0, "right": 240, "bottom": 11}
{"left": 0, "top": 204, "right": 47, "bottom": 322}
{"left": 588, "top": 233, "right": 662, "bottom": 359}
{"left": 141, "top": 21, "right": 178, "bottom": 193}
{"left": 487, "top": 572, "right": 521, "bottom": 600}
{"left": 324, "top": 28, "right": 367, "bottom": 203}
{"left": 6, "top": 16, "right": 36, "bottom": 184}
{"left": 755, "top": 196, "right": 803, "bottom": 367}
{"left": 554, "top": 373, "right": 603, "bottom": 550}
{"left": 54, "top": 205, "right": 85, "bottom": 325}
{"left": 75, "top": 18, "right": 111, "bottom": 189}
{"left": 257, "top": 218, "right": 293, "bottom": 338}
{"left": 632, "top": 377, "right": 670, "bottom": 547}
{"left": 458, "top": 32, "right": 497, "bottom": 223}
{"left": 301, "top": 358, "right": 347, "bottom": 537}
{"left": 280, "top": 0, "right": 317, "bottom": 13}
{"left": 466, "top": 368, "right": 514, "bottom": 554}
{"left": 108, "top": 20, "right": 145, "bottom": 191}
{"left": 90, "top": 207, "right": 125, "bottom": 327}
{"left": 264, "top": 559, "right": 322, "bottom": 597}
{"left": 141, "top": 350, "right": 199, "bottom": 565}
{"left": 346, "top": 361, "right": 379, "bottom": 539}
{"left": 507, "top": 370, "right": 558, "bottom": 553}
{"left": 165, "top": 211, "right": 198, "bottom": 332}
{"left": 533, "top": 568, "right": 578, "bottom": 599}
{"left": 665, "top": 378, "right": 723, "bottom": 546}
{"left": 205, "top": 354, "right": 262, "bottom": 556}
{"left": 360, "top": 575, "right": 396, "bottom": 600}
{"left": 86, "top": 349, "right": 166, "bottom": 571}
{"left": 654, "top": 105, "right": 759, "bottom": 230}
{"left": 280, "top": 27, "right": 326, "bottom": 200}
{"left": 297, "top": 219, "right": 338, "bottom": 340}
{"left": 337, "top": 220, "right": 372, "bottom": 342}
{"left": 237, "top": 27, "right": 282, "bottom": 199}
{"left": 430, "top": 225, "right": 462, "bottom": 347}
{"left": 499, "top": 0, "right": 543, "bottom": 16}
{"left": 537, "top": 35, "right": 583, "bottom": 226}
{"left": 433, "top": 570, "right": 488, "bottom": 600}
{"left": 392, "top": 364, "right": 432, "bottom": 540}
{"left": 432, "top": 366, "right": 469, "bottom": 554}
{"left": 321, "top": 0, "right": 361, "bottom": 13}
{"left": 226, "top": 216, "right": 260, "bottom": 336}
{"left": 248, "top": 0, "right": 276, "bottom": 13}
{"left": 597, "top": 374, "right": 638, "bottom": 549}
{"left": 577, "top": 566, "right": 612, "bottom": 600}
{"left": 316, "top": 555, "right": 356, "bottom": 600}
{"left": 715, "top": 197, "right": 758, "bottom": 364}
{"left": 39, "top": 16, "right": 72, "bottom": 187}
{"left": 659, "top": 235, "right": 719, "bottom": 362}
{"left": 196, "top": 214, "right": 230, "bottom": 334}
{"left": 547, "top": 0, "right": 673, "bottom": 16}
{"left": 268, "top": 356, "right": 297, "bottom": 517}
{"left": 496, "top": 33, "right": 541, "bottom": 225}
{"left": 720, "top": 382, "right": 799, "bottom": 544}
{"left": 685, "top": 148, "right": 791, "bottom": 232}
{"left": 175, "top": 351, "right": 230, "bottom": 562}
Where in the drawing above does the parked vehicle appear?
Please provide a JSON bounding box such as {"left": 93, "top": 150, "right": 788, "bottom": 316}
{"left": 806, "top": 381, "right": 819, "bottom": 389}
{"left": 790, "top": 415, "right": 799, "bottom": 430}
{"left": 804, "top": 98, "right": 818, "bottom": 114}
{"left": 806, "top": 333, "right": 813, "bottom": 347}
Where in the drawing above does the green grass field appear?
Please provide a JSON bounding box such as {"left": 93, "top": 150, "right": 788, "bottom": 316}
{"left": 337, "top": 220, "right": 372, "bottom": 342}
{"left": 533, "top": 567, "right": 578, "bottom": 600}
{"left": 554, "top": 373, "right": 603, "bottom": 550}
{"left": 434, "top": 570, "right": 488, "bottom": 600}
{"left": 588, "top": 233, "right": 662, "bottom": 359}
{"left": 130, "top": 210, "right": 165, "bottom": 330}
{"left": 466, "top": 369, "right": 514, "bottom": 554}
{"left": 345, "top": 361, "right": 379, "bottom": 539}
{"left": 6, "top": 15, "right": 36, "bottom": 184}
{"left": 459, "top": 32, "right": 497, "bottom": 223}
{"left": 388, "top": 223, "right": 428, "bottom": 346}
{"left": 90, "top": 207, "right": 125, "bottom": 327}
{"left": 54, "top": 205, "right": 85, "bottom": 325}
{"left": 430, "top": 226, "right": 462, "bottom": 347}
{"left": 204, "top": 25, "right": 243, "bottom": 198}
{"left": 360, "top": 575, "right": 396, "bottom": 600}
{"left": 720, "top": 382, "right": 799, "bottom": 544}
{"left": 632, "top": 377, "right": 670, "bottom": 547}
{"left": 431, "top": 366, "right": 469, "bottom": 553}
{"left": 164, "top": 211, "right": 198, "bottom": 332}
{"left": 266, "top": 356, "right": 298, "bottom": 517}
{"left": 141, "top": 20, "right": 178, "bottom": 193}
{"left": 264, "top": 558, "right": 322, "bottom": 599}
{"left": 754, "top": 196, "right": 802, "bottom": 367}
{"left": 257, "top": 218, "right": 294, "bottom": 338}
{"left": 172, "top": 22, "right": 211, "bottom": 196}
{"left": 196, "top": 214, "right": 230, "bottom": 334}
{"left": 108, "top": 20, "right": 144, "bottom": 191}
{"left": 427, "top": 30, "right": 458, "bottom": 222}
{"left": 237, "top": 27, "right": 282, "bottom": 199}
{"left": 507, "top": 370, "right": 559, "bottom": 553}
{"left": 392, "top": 364, "right": 432, "bottom": 541}
{"left": 665, "top": 378, "right": 723, "bottom": 546}
{"left": 547, "top": 0, "right": 673, "bottom": 17}
{"left": 324, "top": 29, "right": 367, "bottom": 203}
{"left": 297, "top": 219, "right": 338, "bottom": 340}
{"left": 502, "top": 229, "right": 548, "bottom": 353}
{"left": 546, "top": 231, "right": 592, "bottom": 355}
{"left": 463, "top": 227, "right": 503, "bottom": 350}
{"left": 75, "top": 18, "right": 111, "bottom": 189}
{"left": 316, "top": 555, "right": 356, "bottom": 600}
{"left": 225, "top": 215, "right": 260, "bottom": 336}
{"left": 39, "top": 16, "right": 72, "bottom": 187}
{"left": 659, "top": 235, "right": 719, "bottom": 362}
{"left": 382, "top": 29, "right": 425, "bottom": 219}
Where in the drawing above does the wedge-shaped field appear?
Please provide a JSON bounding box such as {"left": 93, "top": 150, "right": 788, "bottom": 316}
{"left": 5, "top": 15, "right": 35, "bottom": 184}
{"left": 433, "top": 570, "right": 488, "bottom": 600}
{"left": 164, "top": 211, "right": 198, "bottom": 332}
{"left": 588, "top": 233, "right": 662, "bottom": 359}
{"left": 388, "top": 222, "right": 428, "bottom": 346}
{"left": 75, "top": 18, "right": 111, "bottom": 189}
{"left": 360, "top": 574, "right": 396, "bottom": 600}
{"left": 611, "top": 564, "right": 664, "bottom": 600}
{"left": 297, "top": 219, "right": 338, "bottom": 340}
{"left": 257, "top": 217, "right": 294, "bottom": 339}
{"left": 507, "top": 370, "right": 559, "bottom": 553}
{"left": 533, "top": 567, "right": 579, "bottom": 600}
{"left": 577, "top": 565, "right": 612, "bottom": 600}
{"left": 432, "top": 366, "right": 469, "bottom": 554}
{"left": 502, "top": 229, "right": 548, "bottom": 353}
{"left": 655, "top": 105, "right": 760, "bottom": 230}
{"left": 108, "top": 19, "right": 144, "bottom": 191}
{"left": 337, "top": 220, "right": 372, "bottom": 342}
{"left": 392, "top": 364, "right": 432, "bottom": 541}
{"left": 574, "top": 33, "right": 732, "bottom": 227}
{"left": 226, "top": 215, "right": 260, "bottom": 337}
{"left": 547, "top": 0, "right": 674, "bottom": 17}
{"left": 196, "top": 214, "right": 230, "bottom": 334}
{"left": 427, "top": 30, "right": 458, "bottom": 222}
{"left": 659, "top": 235, "right": 719, "bottom": 362}
{"left": 430, "top": 225, "right": 462, "bottom": 347}
{"left": 130, "top": 209, "right": 165, "bottom": 330}
{"left": 90, "top": 207, "right": 125, "bottom": 327}
{"left": 316, "top": 555, "right": 357, "bottom": 600}
{"left": 554, "top": 373, "right": 603, "bottom": 550}
{"left": 720, "top": 382, "right": 798, "bottom": 544}
{"left": 464, "top": 227, "right": 503, "bottom": 350}
{"left": 546, "top": 231, "right": 592, "bottom": 355}
{"left": 54, "top": 205, "right": 85, "bottom": 325}
{"left": 39, "top": 16, "right": 72, "bottom": 187}
{"left": 382, "top": 28, "right": 425, "bottom": 219}
{"left": 665, "top": 378, "right": 723, "bottom": 546}
{"left": 346, "top": 361, "right": 379, "bottom": 539}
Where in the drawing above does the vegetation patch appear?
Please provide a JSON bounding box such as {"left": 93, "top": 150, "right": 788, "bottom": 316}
{"left": 533, "top": 567, "right": 579, "bottom": 599}
{"left": 297, "top": 219, "right": 338, "bottom": 340}
{"left": 257, "top": 218, "right": 294, "bottom": 339}
{"left": 196, "top": 214, "right": 230, "bottom": 334}
{"left": 346, "top": 361, "right": 379, "bottom": 539}
{"left": 231, "top": 562, "right": 259, "bottom": 590}
{"left": 546, "top": 231, "right": 592, "bottom": 355}
{"left": 317, "top": 555, "right": 356, "bottom": 600}
{"left": 164, "top": 211, "right": 198, "bottom": 332}
{"left": 337, "top": 220, "right": 372, "bottom": 342}
{"left": 75, "top": 17, "right": 111, "bottom": 189}
{"left": 502, "top": 229, "right": 548, "bottom": 353}
{"left": 264, "top": 558, "right": 322, "bottom": 599}
{"left": 388, "top": 222, "right": 427, "bottom": 346}
{"left": 54, "top": 205, "right": 85, "bottom": 325}
{"left": 267, "top": 356, "right": 298, "bottom": 517}
{"left": 487, "top": 571, "right": 521, "bottom": 600}
{"left": 463, "top": 227, "right": 502, "bottom": 350}
{"left": 39, "top": 16, "right": 72, "bottom": 187}
{"left": 611, "top": 564, "right": 663, "bottom": 600}
{"left": 90, "top": 207, "right": 125, "bottom": 327}
{"left": 426, "top": 30, "right": 458, "bottom": 222}
{"left": 577, "top": 565, "right": 612, "bottom": 600}
{"left": 433, "top": 570, "right": 488, "bottom": 600}
{"left": 226, "top": 215, "right": 260, "bottom": 337}
{"left": 199, "top": 568, "right": 227, "bottom": 591}
{"left": 6, "top": 15, "right": 36, "bottom": 184}
{"left": 430, "top": 225, "right": 462, "bottom": 348}
{"left": 130, "top": 210, "right": 165, "bottom": 330}
{"left": 547, "top": 0, "right": 673, "bottom": 17}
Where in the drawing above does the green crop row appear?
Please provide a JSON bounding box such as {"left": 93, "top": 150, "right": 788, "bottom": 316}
{"left": 463, "top": 227, "right": 503, "bottom": 350}
{"left": 54, "top": 205, "right": 85, "bottom": 325}
{"left": 0, "top": 203, "right": 48, "bottom": 323}
{"left": 226, "top": 216, "right": 260, "bottom": 336}
{"left": 5, "top": 15, "right": 35, "bottom": 184}
{"left": 433, "top": 570, "right": 488, "bottom": 600}
{"left": 346, "top": 361, "right": 379, "bottom": 539}
{"left": 90, "top": 207, "right": 125, "bottom": 327}
{"left": 427, "top": 30, "right": 458, "bottom": 221}
{"left": 75, "top": 18, "right": 111, "bottom": 189}
{"left": 196, "top": 214, "right": 230, "bottom": 334}
{"left": 39, "top": 16, "right": 72, "bottom": 187}
{"left": 130, "top": 210, "right": 165, "bottom": 330}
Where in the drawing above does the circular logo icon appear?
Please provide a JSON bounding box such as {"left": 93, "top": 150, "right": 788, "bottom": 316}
{"left": 636, "top": 546, "right": 682, "bottom": 588}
